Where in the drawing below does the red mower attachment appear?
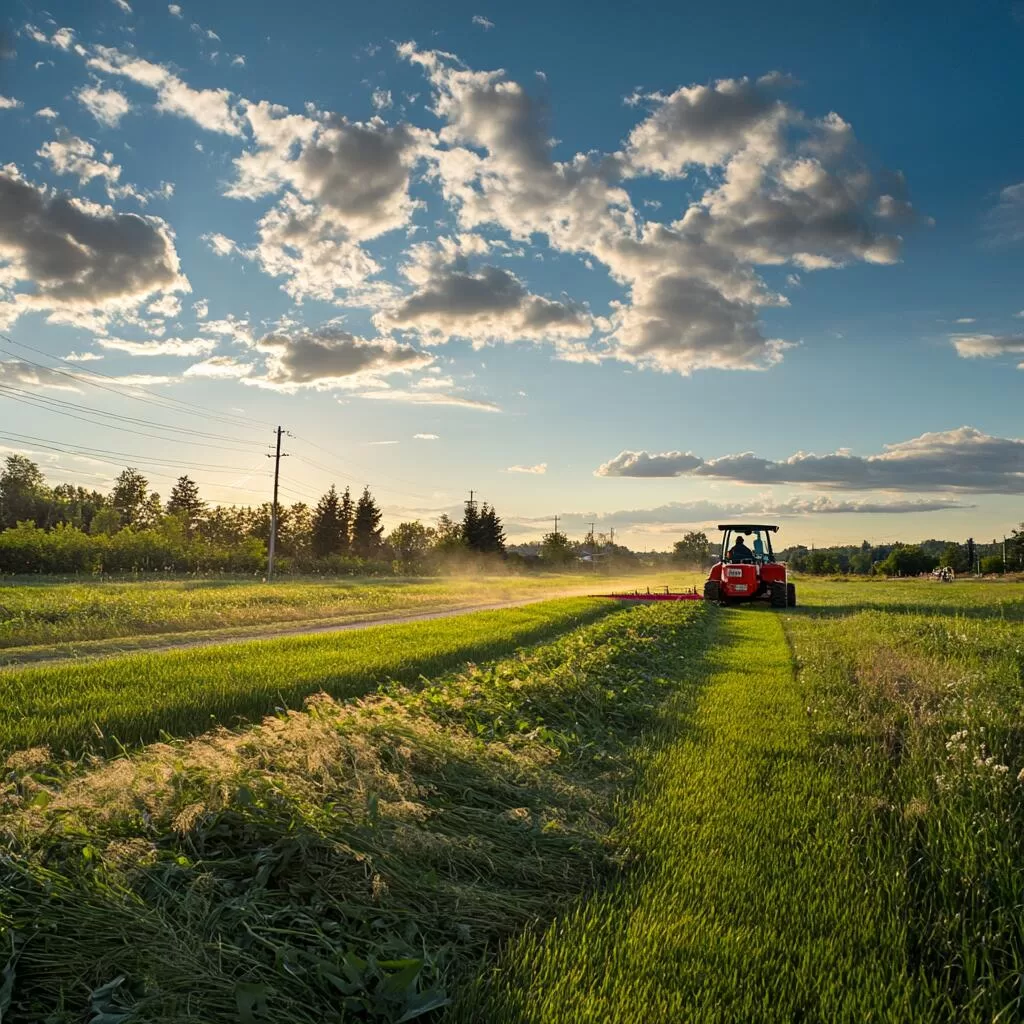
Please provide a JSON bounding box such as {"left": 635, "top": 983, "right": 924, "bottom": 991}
{"left": 600, "top": 586, "right": 704, "bottom": 602}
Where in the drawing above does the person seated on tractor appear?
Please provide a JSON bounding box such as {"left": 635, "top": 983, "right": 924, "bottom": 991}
{"left": 729, "top": 535, "right": 754, "bottom": 562}
{"left": 752, "top": 534, "right": 766, "bottom": 562}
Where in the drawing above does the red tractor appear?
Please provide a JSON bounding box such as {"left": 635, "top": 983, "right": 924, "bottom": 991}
{"left": 703, "top": 524, "right": 796, "bottom": 608}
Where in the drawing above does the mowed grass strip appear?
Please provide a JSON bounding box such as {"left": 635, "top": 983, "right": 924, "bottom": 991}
{"left": 0, "top": 603, "right": 712, "bottom": 1024}
{"left": 454, "top": 609, "right": 920, "bottom": 1024}
{"left": 0, "top": 573, "right": 704, "bottom": 654}
{"left": 0, "top": 597, "right": 614, "bottom": 758}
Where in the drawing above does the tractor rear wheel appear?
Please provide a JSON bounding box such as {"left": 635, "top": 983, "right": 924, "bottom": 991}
{"left": 787, "top": 582, "right": 797, "bottom": 607}
{"left": 704, "top": 580, "right": 721, "bottom": 603}
{"left": 770, "top": 581, "right": 788, "bottom": 608}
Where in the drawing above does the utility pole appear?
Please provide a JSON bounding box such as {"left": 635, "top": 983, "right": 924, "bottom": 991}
{"left": 553, "top": 514, "right": 560, "bottom": 537}
{"left": 609, "top": 526, "right": 615, "bottom": 547}
{"left": 267, "top": 426, "right": 288, "bottom": 581}
{"left": 587, "top": 521, "right": 595, "bottom": 547}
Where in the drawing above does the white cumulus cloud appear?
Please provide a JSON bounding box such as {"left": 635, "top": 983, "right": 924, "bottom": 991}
{"left": 76, "top": 84, "right": 132, "bottom": 127}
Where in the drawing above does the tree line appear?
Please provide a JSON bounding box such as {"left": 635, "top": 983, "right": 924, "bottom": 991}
{"left": 0, "top": 455, "right": 512, "bottom": 576}
{"left": 780, "top": 536, "right": 1024, "bottom": 576}
{"left": 668, "top": 530, "right": 1024, "bottom": 576}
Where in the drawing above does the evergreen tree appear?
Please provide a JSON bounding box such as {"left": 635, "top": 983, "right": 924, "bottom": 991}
{"left": 339, "top": 486, "right": 353, "bottom": 553}
{"left": 166, "top": 475, "right": 206, "bottom": 536}
{"left": 478, "top": 503, "right": 506, "bottom": 554}
{"left": 311, "top": 485, "right": 343, "bottom": 557}
{"left": 462, "top": 497, "right": 483, "bottom": 551}
{"left": 352, "top": 486, "right": 383, "bottom": 557}
{"left": 111, "top": 468, "right": 150, "bottom": 527}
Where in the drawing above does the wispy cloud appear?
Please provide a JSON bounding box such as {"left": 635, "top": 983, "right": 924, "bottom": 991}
{"left": 357, "top": 389, "right": 501, "bottom": 412}
{"left": 507, "top": 462, "right": 547, "bottom": 474}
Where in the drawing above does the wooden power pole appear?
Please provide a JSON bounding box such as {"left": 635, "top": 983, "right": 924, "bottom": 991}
{"left": 267, "top": 426, "right": 287, "bottom": 580}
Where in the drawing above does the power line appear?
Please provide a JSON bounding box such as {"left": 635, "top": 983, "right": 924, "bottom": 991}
{"left": 0, "top": 346, "right": 267, "bottom": 438}
{"left": 0, "top": 433, "right": 267, "bottom": 497}
{"left": 0, "top": 384, "right": 264, "bottom": 452}
{"left": 0, "top": 333, "right": 267, "bottom": 431}
{"left": 0, "top": 430, "right": 264, "bottom": 474}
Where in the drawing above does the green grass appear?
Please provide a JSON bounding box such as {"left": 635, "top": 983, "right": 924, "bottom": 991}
{"left": 453, "top": 607, "right": 920, "bottom": 1022}
{"left": 0, "top": 597, "right": 620, "bottom": 758}
{"left": 0, "top": 602, "right": 712, "bottom": 1024}
{"left": 784, "top": 580, "right": 1024, "bottom": 1020}
{"left": 0, "top": 573, "right": 700, "bottom": 655}
{"left": 455, "top": 578, "right": 1024, "bottom": 1022}
{"left": 4, "top": 577, "right": 1024, "bottom": 1023}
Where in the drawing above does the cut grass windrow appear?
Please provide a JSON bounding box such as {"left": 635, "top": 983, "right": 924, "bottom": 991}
{"left": 0, "top": 602, "right": 712, "bottom": 1024}
{"left": 0, "top": 598, "right": 616, "bottom": 758}
{"left": 454, "top": 608, "right": 923, "bottom": 1023}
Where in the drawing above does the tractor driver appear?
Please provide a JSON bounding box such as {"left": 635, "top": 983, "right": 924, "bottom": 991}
{"left": 729, "top": 535, "right": 753, "bottom": 562}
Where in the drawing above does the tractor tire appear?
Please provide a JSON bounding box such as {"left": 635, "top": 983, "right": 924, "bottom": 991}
{"left": 787, "top": 582, "right": 797, "bottom": 607}
{"left": 770, "top": 581, "right": 788, "bottom": 608}
{"left": 704, "top": 580, "right": 721, "bottom": 603}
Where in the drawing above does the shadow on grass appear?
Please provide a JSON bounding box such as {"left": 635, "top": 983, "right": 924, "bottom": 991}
{"left": 0, "top": 604, "right": 720, "bottom": 1024}
{"left": 1, "top": 602, "right": 624, "bottom": 760}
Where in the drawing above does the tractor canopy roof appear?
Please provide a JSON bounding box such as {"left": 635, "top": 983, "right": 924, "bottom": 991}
{"left": 716, "top": 524, "right": 779, "bottom": 532}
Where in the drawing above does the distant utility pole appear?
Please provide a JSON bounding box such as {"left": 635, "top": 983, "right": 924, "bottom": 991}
{"left": 266, "top": 426, "right": 289, "bottom": 581}
{"left": 609, "top": 527, "right": 615, "bottom": 547}
{"left": 553, "top": 514, "right": 560, "bottom": 537}
{"left": 588, "top": 521, "right": 596, "bottom": 547}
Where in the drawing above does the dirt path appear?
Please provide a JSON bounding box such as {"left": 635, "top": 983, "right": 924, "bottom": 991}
{"left": 0, "top": 588, "right": 614, "bottom": 670}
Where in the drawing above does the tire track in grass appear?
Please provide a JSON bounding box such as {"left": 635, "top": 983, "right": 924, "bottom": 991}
{"left": 453, "top": 608, "right": 919, "bottom": 1023}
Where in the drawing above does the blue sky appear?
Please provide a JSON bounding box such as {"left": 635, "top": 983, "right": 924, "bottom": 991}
{"left": 1, "top": 0, "right": 1022, "bottom": 547}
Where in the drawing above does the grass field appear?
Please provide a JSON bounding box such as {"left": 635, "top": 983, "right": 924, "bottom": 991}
{"left": 0, "top": 601, "right": 712, "bottom": 1023}
{"left": 0, "top": 597, "right": 618, "bottom": 758}
{"left": 2, "top": 576, "right": 1023, "bottom": 1022}
{"left": 0, "top": 572, "right": 699, "bottom": 658}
